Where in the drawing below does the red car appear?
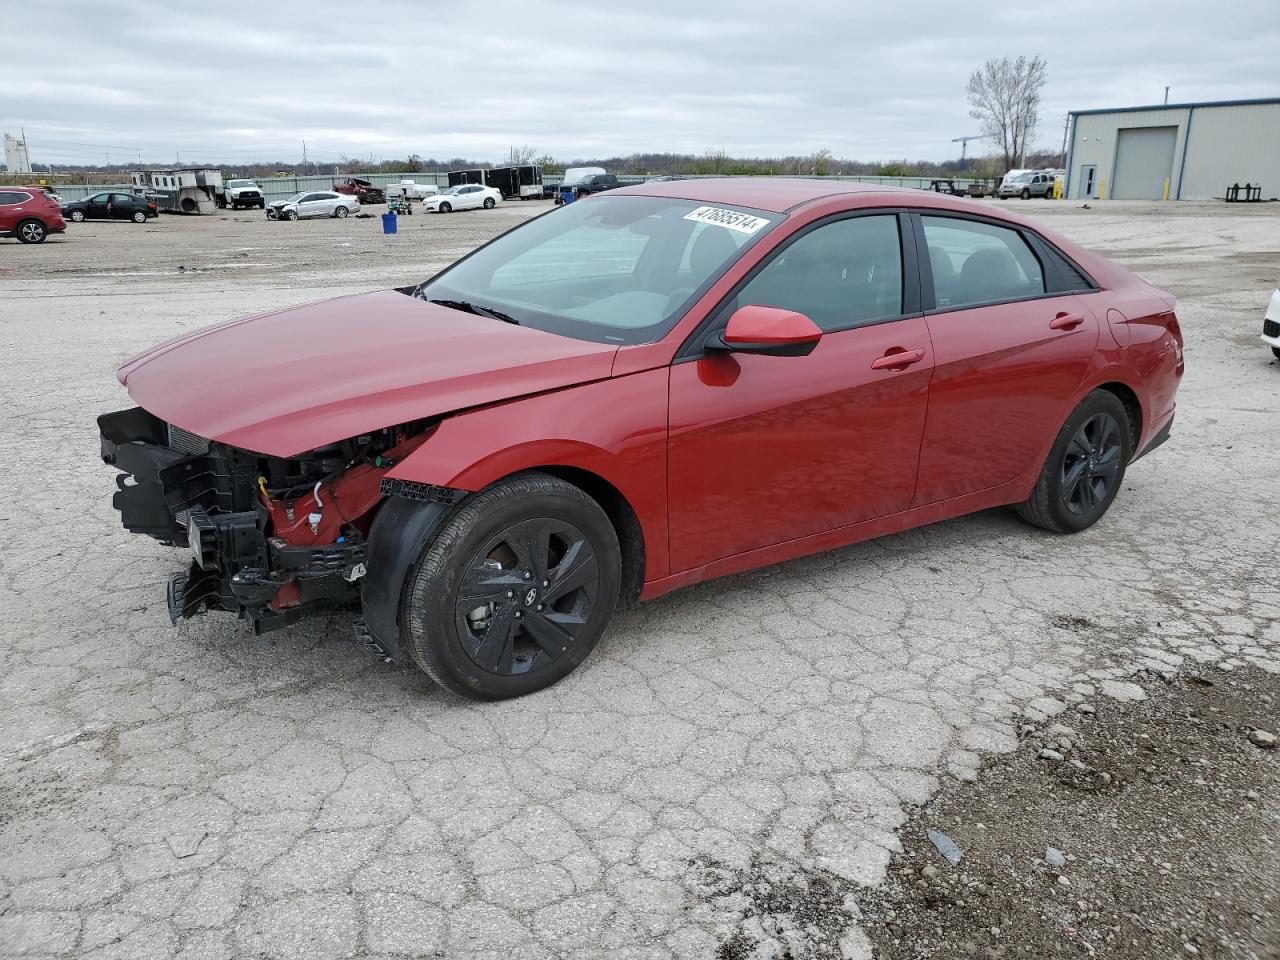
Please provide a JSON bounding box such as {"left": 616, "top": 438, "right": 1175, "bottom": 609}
{"left": 99, "top": 180, "right": 1182, "bottom": 699}
{"left": 0, "top": 187, "right": 66, "bottom": 243}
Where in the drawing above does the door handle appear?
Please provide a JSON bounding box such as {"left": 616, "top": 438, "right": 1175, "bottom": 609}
{"left": 1049, "top": 312, "right": 1085, "bottom": 331}
{"left": 871, "top": 348, "right": 926, "bottom": 370}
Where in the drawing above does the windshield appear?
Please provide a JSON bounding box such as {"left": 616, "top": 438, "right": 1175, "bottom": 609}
{"left": 228, "top": 179, "right": 255, "bottom": 188}
{"left": 417, "top": 195, "right": 779, "bottom": 345}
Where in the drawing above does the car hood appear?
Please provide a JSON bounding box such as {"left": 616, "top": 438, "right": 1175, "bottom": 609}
{"left": 117, "top": 290, "right": 619, "bottom": 457}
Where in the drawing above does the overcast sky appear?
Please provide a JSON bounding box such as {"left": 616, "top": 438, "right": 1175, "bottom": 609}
{"left": 8, "top": 0, "right": 1278, "bottom": 167}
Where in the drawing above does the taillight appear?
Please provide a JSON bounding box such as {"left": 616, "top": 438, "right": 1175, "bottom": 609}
{"left": 1158, "top": 311, "right": 1182, "bottom": 345}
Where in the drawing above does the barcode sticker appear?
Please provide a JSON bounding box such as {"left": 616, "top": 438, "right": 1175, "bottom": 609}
{"left": 682, "top": 206, "right": 770, "bottom": 235}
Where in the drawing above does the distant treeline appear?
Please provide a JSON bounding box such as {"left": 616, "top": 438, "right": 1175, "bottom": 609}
{"left": 4, "top": 148, "right": 1064, "bottom": 182}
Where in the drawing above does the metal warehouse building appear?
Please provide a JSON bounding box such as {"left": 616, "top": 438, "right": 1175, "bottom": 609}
{"left": 1064, "top": 97, "right": 1280, "bottom": 200}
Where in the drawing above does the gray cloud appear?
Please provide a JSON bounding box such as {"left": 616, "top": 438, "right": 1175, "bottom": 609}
{"left": 8, "top": 0, "right": 1278, "bottom": 166}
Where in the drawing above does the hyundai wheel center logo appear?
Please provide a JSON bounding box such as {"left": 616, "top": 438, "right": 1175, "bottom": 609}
{"left": 524, "top": 588, "right": 538, "bottom": 606}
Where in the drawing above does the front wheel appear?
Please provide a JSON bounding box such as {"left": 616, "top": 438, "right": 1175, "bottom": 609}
{"left": 16, "top": 219, "right": 47, "bottom": 243}
{"left": 1016, "top": 390, "right": 1132, "bottom": 534}
{"left": 438, "top": 202, "right": 452, "bottom": 213}
{"left": 483, "top": 197, "right": 496, "bottom": 209}
{"left": 335, "top": 205, "right": 349, "bottom": 218}
{"left": 286, "top": 210, "right": 299, "bottom": 221}
{"left": 1020, "top": 188, "right": 1031, "bottom": 200}
{"left": 69, "top": 209, "right": 86, "bottom": 222}
{"left": 401, "top": 473, "right": 621, "bottom": 700}
{"left": 1272, "top": 346, "right": 1280, "bottom": 360}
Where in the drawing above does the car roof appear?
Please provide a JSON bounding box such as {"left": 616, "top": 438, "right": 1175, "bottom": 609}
{"left": 612, "top": 177, "right": 919, "bottom": 214}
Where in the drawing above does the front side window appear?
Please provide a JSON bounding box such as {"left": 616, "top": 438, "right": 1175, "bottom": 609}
{"left": 732, "top": 215, "right": 904, "bottom": 332}
{"left": 921, "top": 216, "right": 1044, "bottom": 309}
{"left": 419, "top": 195, "right": 779, "bottom": 344}
{"left": 91, "top": 193, "right": 110, "bottom": 204}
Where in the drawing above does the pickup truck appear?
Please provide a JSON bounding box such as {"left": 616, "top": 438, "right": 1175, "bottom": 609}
{"left": 220, "top": 179, "right": 266, "bottom": 210}
{"left": 333, "top": 177, "right": 386, "bottom": 204}
{"left": 556, "top": 171, "right": 620, "bottom": 204}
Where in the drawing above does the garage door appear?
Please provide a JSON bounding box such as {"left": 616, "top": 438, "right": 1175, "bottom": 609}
{"left": 1111, "top": 126, "right": 1177, "bottom": 200}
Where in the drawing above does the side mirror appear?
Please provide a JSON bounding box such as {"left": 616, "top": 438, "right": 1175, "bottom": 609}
{"left": 707, "top": 304, "right": 823, "bottom": 358}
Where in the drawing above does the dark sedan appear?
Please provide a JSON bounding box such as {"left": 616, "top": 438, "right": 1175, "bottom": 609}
{"left": 62, "top": 192, "right": 159, "bottom": 224}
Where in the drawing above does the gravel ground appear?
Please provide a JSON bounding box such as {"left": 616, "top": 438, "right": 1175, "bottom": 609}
{"left": 0, "top": 197, "right": 1277, "bottom": 959}
{"left": 858, "top": 667, "right": 1280, "bottom": 959}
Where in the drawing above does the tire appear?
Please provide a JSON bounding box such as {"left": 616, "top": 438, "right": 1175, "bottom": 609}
{"left": 1272, "top": 346, "right": 1280, "bottom": 360}
{"left": 438, "top": 202, "right": 452, "bottom": 213}
{"left": 69, "top": 209, "right": 86, "bottom": 222}
{"left": 1016, "top": 390, "right": 1132, "bottom": 534}
{"left": 1020, "top": 188, "right": 1031, "bottom": 200}
{"left": 401, "top": 472, "right": 621, "bottom": 700}
{"left": 483, "top": 197, "right": 496, "bottom": 209}
{"left": 16, "top": 219, "right": 47, "bottom": 244}
{"left": 131, "top": 210, "right": 147, "bottom": 223}
{"left": 286, "top": 210, "right": 299, "bottom": 221}
{"left": 335, "top": 206, "right": 349, "bottom": 218}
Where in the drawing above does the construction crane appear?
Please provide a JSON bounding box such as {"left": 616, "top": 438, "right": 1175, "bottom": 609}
{"left": 951, "top": 135, "right": 985, "bottom": 162}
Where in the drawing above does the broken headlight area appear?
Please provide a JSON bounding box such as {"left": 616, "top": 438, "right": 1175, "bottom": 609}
{"left": 99, "top": 406, "right": 431, "bottom": 635}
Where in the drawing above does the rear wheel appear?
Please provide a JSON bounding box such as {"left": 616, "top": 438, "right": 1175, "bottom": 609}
{"left": 401, "top": 473, "right": 621, "bottom": 700}
{"left": 1016, "top": 390, "right": 1131, "bottom": 533}
{"left": 131, "top": 210, "right": 147, "bottom": 223}
{"left": 69, "top": 209, "right": 86, "bottom": 222}
{"left": 16, "top": 219, "right": 47, "bottom": 243}
{"left": 1272, "top": 346, "right": 1280, "bottom": 360}
{"left": 483, "top": 197, "right": 496, "bottom": 209}
{"left": 335, "top": 205, "right": 349, "bottom": 218}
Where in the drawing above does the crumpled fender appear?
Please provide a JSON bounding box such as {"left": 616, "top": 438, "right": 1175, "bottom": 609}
{"left": 384, "top": 368, "right": 671, "bottom": 581}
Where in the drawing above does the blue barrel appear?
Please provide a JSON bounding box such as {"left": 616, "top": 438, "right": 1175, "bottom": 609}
{"left": 381, "top": 212, "right": 398, "bottom": 234}
{"left": 559, "top": 187, "right": 576, "bottom": 205}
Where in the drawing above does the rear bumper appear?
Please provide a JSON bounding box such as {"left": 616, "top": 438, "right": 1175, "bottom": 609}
{"left": 1134, "top": 412, "right": 1173, "bottom": 462}
{"left": 99, "top": 406, "right": 365, "bottom": 634}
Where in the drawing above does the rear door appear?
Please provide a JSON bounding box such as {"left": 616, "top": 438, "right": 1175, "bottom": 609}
{"left": 112, "top": 194, "right": 135, "bottom": 219}
{"left": 911, "top": 212, "right": 1100, "bottom": 505}
{"left": 667, "top": 210, "right": 933, "bottom": 572}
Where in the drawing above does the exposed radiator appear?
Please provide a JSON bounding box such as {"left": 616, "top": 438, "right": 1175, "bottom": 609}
{"left": 167, "top": 423, "right": 210, "bottom": 455}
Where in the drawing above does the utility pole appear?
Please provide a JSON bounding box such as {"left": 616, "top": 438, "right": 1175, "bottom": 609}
{"left": 1163, "top": 86, "right": 1170, "bottom": 105}
{"left": 302, "top": 140, "right": 308, "bottom": 174}
{"left": 1060, "top": 114, "right": 1070, "bottom": 168}
{"left": 951, "top": 135, "right": 985, "bottom": 163}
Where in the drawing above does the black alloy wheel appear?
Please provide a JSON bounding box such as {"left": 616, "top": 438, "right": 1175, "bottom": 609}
{"left": 1016, "top": 389, "right": 1132, "bottom": 533}
{"left": 401, "top": 472, "right": 621, "bottom": 699}
{"left": 454, "top": 518, "right": 599, "bottom": 677}
{"left": 1060, "top": 413, "right": 1123, "bottom": 516}
{"left": 483, "top": 197, "right": 496, "bottom": 208}
{"left": 439, "top": 202, "right": 452, "bottom": 213}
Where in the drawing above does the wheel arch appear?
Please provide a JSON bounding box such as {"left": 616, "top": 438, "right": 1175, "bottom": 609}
{"left": 1094, "top": 380, "right": 1143, "bottom": 453}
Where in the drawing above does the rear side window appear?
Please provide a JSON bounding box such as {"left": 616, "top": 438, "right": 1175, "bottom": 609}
{"left": 921, "top": 216, "right": 1044, "bottom": 309}
{"left": 0, "top": 191, "right": 30, "bottom": 205}
{"left": 735, "top": 214, "right": 904, "bottom": 332}
{"left": 1035, "top": 240, "right": 1094, "bottom": 292}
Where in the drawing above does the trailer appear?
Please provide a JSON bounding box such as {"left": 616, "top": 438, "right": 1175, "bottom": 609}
{"left": 483, "top": 165, "right": 543, "bottom": 200}
{"left": 383, "top": 179, "right": 440, "bottom": 200}
{"left": 447, "top": 169, "right": 487, "bottom": 187}
{"left": 131, "top": 167, "right": 223, "bottom": 214}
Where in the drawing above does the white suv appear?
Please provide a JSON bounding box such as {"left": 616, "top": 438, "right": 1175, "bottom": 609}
{"left": 1263, "top": 288, "right": 1280, "bottom": 360}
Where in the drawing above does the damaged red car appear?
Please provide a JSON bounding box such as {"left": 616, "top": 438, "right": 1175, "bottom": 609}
{"left": 100, "top": 179, "right": 1183, "bottom": 700}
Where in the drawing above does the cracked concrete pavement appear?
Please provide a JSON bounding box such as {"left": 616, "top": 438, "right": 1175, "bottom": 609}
{"left": 0, "top": 199, "right": 1277, "bottom": 958}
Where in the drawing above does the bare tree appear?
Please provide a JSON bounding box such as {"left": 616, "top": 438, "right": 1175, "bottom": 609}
{"left": 966, "top": 55, "right": 1047, "bottom": 172}
{"left": 704, "top": 148, "right": 728, "bottom": 174}
{"left": 505, "top": 144, "right": 537, "bottom": 165}
{"left": 811, "top": 147, "right": 833, "bottom": 176}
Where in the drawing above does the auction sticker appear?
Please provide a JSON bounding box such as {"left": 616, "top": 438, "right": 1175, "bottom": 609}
{"left": 683, "top": 206, "right": 771, "bottom": 235}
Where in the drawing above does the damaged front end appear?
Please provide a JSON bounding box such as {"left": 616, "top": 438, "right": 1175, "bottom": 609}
{"left": 99, "top": 406, "right": 431, "bottom": 636}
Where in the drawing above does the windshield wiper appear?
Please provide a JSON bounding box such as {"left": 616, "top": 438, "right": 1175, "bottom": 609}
{"left": 427, "top": 298, "right": 520, "bottom": 325}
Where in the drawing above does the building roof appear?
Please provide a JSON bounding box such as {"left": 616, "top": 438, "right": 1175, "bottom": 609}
{"left": 1070, "top": 96, "right": 1280, "bottom": 117}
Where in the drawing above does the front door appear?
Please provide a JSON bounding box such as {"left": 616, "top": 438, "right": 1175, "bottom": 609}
{"left": 912, "top": 212, "right": 1100, "bottom": 505}
{"left": 1079, "top": 164, "right": 1097, "bottom": 199}
{"left": 87, "top": 193, "right": 111, "bottom": 219}
{"left": 667, "top": 212, "right": 933, "bottom": 573}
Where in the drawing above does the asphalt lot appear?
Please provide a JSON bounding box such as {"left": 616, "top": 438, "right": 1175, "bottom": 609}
{"left": 1, "top": 197, "right": 1277, "bottom": 959}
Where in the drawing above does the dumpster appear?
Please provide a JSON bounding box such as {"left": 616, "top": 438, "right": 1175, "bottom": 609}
{"left": 381, "top": 212, "right": 398, "bottom": 234}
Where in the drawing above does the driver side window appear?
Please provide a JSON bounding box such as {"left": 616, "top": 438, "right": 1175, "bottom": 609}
{"left": 733, "top": 215, "right": 903, "bottom": 332}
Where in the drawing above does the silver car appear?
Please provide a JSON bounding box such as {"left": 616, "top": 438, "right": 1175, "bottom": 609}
{"left": 266, "top": 191, "right": 360, "bottom": 221}
{"left": 998, "top": 171, "right": 1056, "bottom": 199}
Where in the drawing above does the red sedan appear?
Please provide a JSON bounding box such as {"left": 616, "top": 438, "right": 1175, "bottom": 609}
{"left": 99, "top": 179, "right": 1182, "bottom": 699}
